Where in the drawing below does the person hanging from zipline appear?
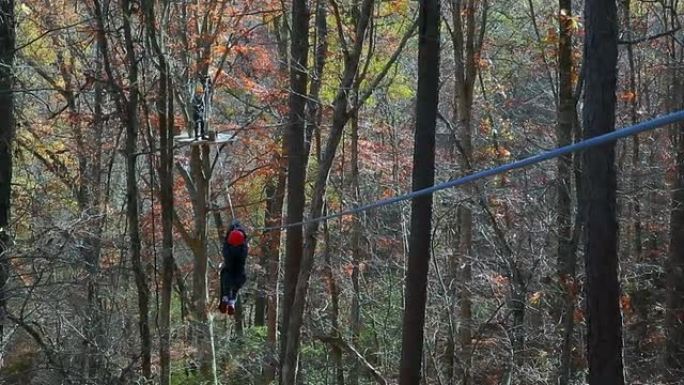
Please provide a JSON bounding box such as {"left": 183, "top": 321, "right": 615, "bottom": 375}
{"left": 218, "top": 219, "right": 248, "bottom": 315}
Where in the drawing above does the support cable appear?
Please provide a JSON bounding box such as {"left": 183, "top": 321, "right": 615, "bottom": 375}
{"left": 255, "top": 110, "right": 684, "bottom": 232}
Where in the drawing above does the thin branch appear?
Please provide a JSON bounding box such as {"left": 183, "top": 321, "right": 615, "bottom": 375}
{"left": 356, "top": 16, "right": 419, "bottom": 110}
{"left": 618, "top": 27, "right": 681, "bottom": 44}
{"left": 13, "top": 19, "right": 93, "bottom": 53}
{"left": 314, "top": 335, "right": 388, "bottom": 385}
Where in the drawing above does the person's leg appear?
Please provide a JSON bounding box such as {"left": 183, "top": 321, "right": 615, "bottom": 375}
{"left": 218, "top": 268, "right": 232, "bottom": 313}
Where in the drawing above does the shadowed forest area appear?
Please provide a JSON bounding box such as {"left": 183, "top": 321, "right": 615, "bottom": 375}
{"left": 1, "top": 0, "right": 684, "bottom": 384}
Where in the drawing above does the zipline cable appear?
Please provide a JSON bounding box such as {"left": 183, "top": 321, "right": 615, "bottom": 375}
{"left": 255, "top": 109, "right": 684, "bottom": 232}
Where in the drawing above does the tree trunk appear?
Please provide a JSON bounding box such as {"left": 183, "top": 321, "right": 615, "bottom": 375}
{"left": 323, "top": 216, "right": 344, "bottom": 385}
{"left": 556, "top": 0, "right": 578, "bottom": 383}
{"left": 158, "top": 67, "right": 175, "bottom": 385}
{"left": 450, "top": 0, "right": 486, "bottom": 382}
{"left": 398, "top": 1, "right": 439, "bottom": 384}
{"left": 280, "top": 1, "right": 375, "bottom": 383}
{"left": 261, "top": 161, "right": 287, "bottom": 384}
{"left": 582, "top": 0, "right": 624, "bottom": 383}
{"left": 189, "top": 145, "right": 218, "bottom": 385}
{"left": 142, "top": 2, "right": 175, "bottom": 383}
{"left": 280, "top": 0, "right": 309, "bottom": 378}
{"left": 621, "top": 0, "right": 642, "bottom": 259}
{"left": 350, "top": 108, "right": 362, "bottom": 385}
{"left": 666, "top": 123, "right": 684, "bottom": 380}
{"left": 665, "top": 39, "right": 684, "bottom": 380}
{"left": 304, "top": 0, "right": 328, "bottom": 161}
{"left": 120, "top": 0, "right": 151, "bottom": 379}
{"left": 0, "top": 0, "right": 14, "bottom": 345}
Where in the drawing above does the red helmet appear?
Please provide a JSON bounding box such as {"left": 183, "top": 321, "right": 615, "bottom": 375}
{"left": 227, "top": 230, "right": 246, "bottom": 246}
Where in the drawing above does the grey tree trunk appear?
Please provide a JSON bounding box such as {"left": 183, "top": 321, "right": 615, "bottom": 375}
{"left": 120, "top": 0, "right": 151, "bottom": 378}
{"left": 398, "top": 0, "right": 440, "bottom": 384}
{"left": 0, "top": 0, "right": 14, "bottom": 344}
{"left": 142, "top": 2, "right": 175, "bottom": 383}
{"left": 449, "top": 0, "right": 487, "bottom": 382}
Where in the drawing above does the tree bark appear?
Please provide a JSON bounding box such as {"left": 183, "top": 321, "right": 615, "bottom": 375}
{"left": 666, "top": 122, "right": 684, "bottom": 380}
{"left": 0, "top": 0, "right": 14, "bottom": 344}
{"left": 142, "top": 2, "right": 175, "bottom": 384}
{"left": 280, "top": 1, "right": 375, "bottom": 383}
{"left": 120, "top": 0, "right": 151, "bottom": 379}
{"left": 350, "top": 109, "right": 362, "bottom": 385}
{"left": 582, "top": 0, "right": 624, "bottom": 383}
{"left": 188, "top": 144, "right": 218, "bottom": 385}
{"left": 323, "top": 216, "right": 344, "bottom": 385}
{"left": 556, "top": 1, "right": 578, "bottom": 384}
{"left": 621, "top": 0, "right": 642, "bottom": 259}
{"left": 280, "top": 0, "right": 310, "bottom": 379}
{"left": 304, "top": 0, "right": 328, "bottom": 161}
{"left": 158, "top": 67, "right": 175, "bottom": 385}
{"left": 665, "top": 33, "right": 684, "bottom": 379}
{"left": 398, "top": 1, "right": 440, "bottom": 384}
{"left": 449, "top": 0, "right": 487, "bottom": 382}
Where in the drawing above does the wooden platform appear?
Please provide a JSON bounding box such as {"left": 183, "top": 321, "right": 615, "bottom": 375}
{"left": 174, "top": 132, "right": 236, "bottom": 146}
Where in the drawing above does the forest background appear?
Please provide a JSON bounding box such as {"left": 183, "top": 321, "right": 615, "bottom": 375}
{"left": 1, "top": 0, "right": 684, "bottom": 384}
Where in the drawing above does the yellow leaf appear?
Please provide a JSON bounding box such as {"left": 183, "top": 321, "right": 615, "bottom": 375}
{"left": 529, "top": 291, "right": 543, "bottom": 305}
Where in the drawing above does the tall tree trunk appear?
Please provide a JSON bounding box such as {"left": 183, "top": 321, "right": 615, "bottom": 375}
{"left": 398, "top": 0, "right": 439, "bottom": 384}
{"left": 142, "top": 2, "right": 175, "bottom": 383}
{"left": 258, "top": 16, "right": 288, "bottom": 385}
{"left": 349, "top": 108, "right": 362, "bottom": 385}
{"left": 323, "top": 214, "right": 344, "bottom": 385}
{"left": 280, "top": 1, "right": 375, "bottom": 383}
{"left": 121, "top": 0, "right": 151, "bottom": 379}
{"left": 666, "top": 120, "right": 684, "bottom": 381}
{"left": 304, "top": 0, "right": 328, "bottom": 161}
{"left": 158, "top": 67, "right": 175, "bottom": 385}
{"left": 262, "top": 162, "right": 287, "bottom": 385}
{"left": 85, "top": 4, "right": 110, "bottom": 379}
{"left": 280, "top": 0, "right": 310, "bottom": 379}
{"left": 582, "top": 0, "right": 624, "bottom": 383}
{"left": 556, "top": 0, "right": 577, "bottom": 384}
{"left": 0, "top": 0, "right": 14, "bottom": 345}
{"left": 665, "top": 27, "right": 684, "bottom": 379}
{"left": 621, "top": 0, "right": 641, "bottom": 259}
{"left": 189, "top": 144, "right": 218, "bottom": 385}
{"left": 450, "top": 0, "right": 487, "bottom": 382}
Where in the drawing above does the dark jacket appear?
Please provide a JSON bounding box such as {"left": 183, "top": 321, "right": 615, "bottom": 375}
{"left": 220, "top": 221, "right": 248, "bottom": 298}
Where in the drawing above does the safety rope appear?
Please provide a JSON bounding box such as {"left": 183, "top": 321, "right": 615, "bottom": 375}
{"left": 254, "top": 109, "right": 684, "bottom": 232}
